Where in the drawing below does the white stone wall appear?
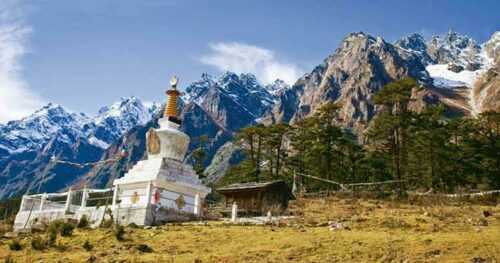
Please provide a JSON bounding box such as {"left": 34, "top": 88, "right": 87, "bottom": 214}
{"left": 113, "top": 206, "right": 148, "bottom": 226}
{"left": 154, "top": 189, "right": 195, "bottom": 213}
{"left": 118, "top": 184, "right": 149, "bottom": 206}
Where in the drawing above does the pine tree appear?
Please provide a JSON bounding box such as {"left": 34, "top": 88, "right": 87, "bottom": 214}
{"left": 192, "top": 135, "right": 209, "bottom": 179}
{"left": 369, "top": 77, "right": 418, "bottom": 195}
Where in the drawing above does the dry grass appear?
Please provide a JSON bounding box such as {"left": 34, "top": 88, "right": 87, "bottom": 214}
{"left": 1, "top": 197, "right": 499, "bottom": 262}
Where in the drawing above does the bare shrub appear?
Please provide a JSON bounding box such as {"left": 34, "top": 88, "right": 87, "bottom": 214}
{"left": 8, "top": 239, "right": 22, "bottom": 251}
{"left": 78, "top": 215, "right": 89, "bottom": 228}
{"left": 31, "top": 236, "right": 46, "bottom": 251}
{"left": 83, "top": 240, "right": 93, "bottom": 251}
{"left": 136, "top": 244, "right": 153, "bottom": 253}
{"left": 113, "top": 225, "right": 125, "bottom": 241}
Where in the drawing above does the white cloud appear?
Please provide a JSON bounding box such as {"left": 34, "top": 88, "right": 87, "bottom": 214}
{"left": 0, "top": 0, "right": 43, "bottom": 123}
{"left": 200, "top": 42, "right": 304, "bottom": 84}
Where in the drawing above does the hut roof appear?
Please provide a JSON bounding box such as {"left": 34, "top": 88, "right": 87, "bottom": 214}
{"left": 217, "top": 180, "right": 283, "bottom": 191}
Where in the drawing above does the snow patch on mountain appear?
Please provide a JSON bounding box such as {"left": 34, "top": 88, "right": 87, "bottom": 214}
{"left": 416, "top": 31, "right": 499, "bottom": 115}
{"left": 426, "top": 64, "right": 483, "bottom": 88}
{"left": 88, "top": 136, "right": 110, "bottom": 149}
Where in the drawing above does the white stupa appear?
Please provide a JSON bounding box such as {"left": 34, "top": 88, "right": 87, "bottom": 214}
{"left": 112, "top": 76, "right": 211, "bottom": 225}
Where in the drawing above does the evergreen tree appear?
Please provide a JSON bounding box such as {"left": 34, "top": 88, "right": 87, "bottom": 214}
{"left": 235, "top": 124, "right": 267, "bottom": 181}
{"left": 369, "top": 78, "right": 418, "bottom": 195}
{"left": 192, "top": 135, "right": 209, "bottom": 179}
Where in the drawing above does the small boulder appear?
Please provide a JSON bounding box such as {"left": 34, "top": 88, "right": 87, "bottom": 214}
{"left": 470, "top": 257, "right": 487, "bottom": 263}
{"left": 31, "top": 222, "right": 47, "bottom": 233}
{"left": 86, "top": 255, "right": 97, "bottom": 263}
{"left": 478, "top": 218, "right": 488, "bottom": 226}
{"left": 483, "top": 210, "right": 492, "bottom": 218}
{"left": 448, "top": 63, "right": 464, "bottom": 73}
{"left": 466, "top": 63, "right": 481, "bottom": 71}
{"left": 3, "top": 231, "right": 18, "bottom": 238}
{"left": 328, "top": 221, "right": 346, "bottom": 231}
{"left": 136, "top": 244, "right": 153, "bottom": 253}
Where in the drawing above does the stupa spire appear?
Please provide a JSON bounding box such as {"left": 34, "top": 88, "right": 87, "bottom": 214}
{"left": 164, "top": 76, "right": 181, "bottom": 120}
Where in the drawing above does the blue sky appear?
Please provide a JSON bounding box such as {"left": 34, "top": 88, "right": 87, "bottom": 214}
{"left": 0, "top": 0, "right": 499, "bottom": 122}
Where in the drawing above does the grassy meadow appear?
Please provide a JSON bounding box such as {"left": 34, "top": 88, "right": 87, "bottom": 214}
{"left": 1, "top": 196, "right": 499, "bottom": 262}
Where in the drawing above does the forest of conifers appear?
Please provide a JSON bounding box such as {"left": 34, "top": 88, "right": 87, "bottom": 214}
{"left": 220, "top": 78, "right": 500, "bottom": 195}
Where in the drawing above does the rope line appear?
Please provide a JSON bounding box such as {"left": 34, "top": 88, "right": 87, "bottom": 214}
{"left": 345, "top": 179, "right": 407, "bottom": 187}
{"left": 295, "top": 172, "right": 347, "bottom": 190}
{"left": 294, "top": 171, "right": 500, "bottom": 198}
{"left": 295, "top": 171, "right": 406, "bottom": 190}
{"left": 411, "top": 189, "right": 500, "bottom": 198}
{"left": 51, "top": 158, "right": 120, "bottom": 167}
{"left": 49, "top": 142, "right": 128, "bottom": 168}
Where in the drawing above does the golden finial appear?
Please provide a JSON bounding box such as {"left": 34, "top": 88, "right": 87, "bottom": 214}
{"left": 164, "top": 75, "right": 181, "bottom": 119}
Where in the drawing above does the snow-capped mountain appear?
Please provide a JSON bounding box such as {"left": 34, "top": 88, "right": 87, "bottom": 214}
{"left": 0, "top": 97, "right": 158, "bottom": 199}
{"left": 0, "top": 103, "right": 90, "bottom": 155}
{"left": 395, "top": 33, "right": 434, "bottom": 65}
{"left": 89, "top": 96, "right": 159, "bottom": 148}
{"left": 0, "top": 97, "right": 157, "bottom": 156}
{"left": 396, "top": 31, "right": 495, "bottom": 82}
{"left": 427, "top": 30, "right": 483, "bottom": 70}
{"left": 184, "top": 72, "right": 278, "bottom": 128}
{"left": 395, "top": 30, "right": 499, "bottom": 114}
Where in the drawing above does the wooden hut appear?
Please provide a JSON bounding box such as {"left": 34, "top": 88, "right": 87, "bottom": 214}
{"left": 217, "top": 180, "right": 294, "bottom": 215}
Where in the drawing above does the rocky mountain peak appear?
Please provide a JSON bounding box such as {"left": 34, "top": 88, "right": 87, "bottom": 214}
{"left": 427, "top": 30, "right": 482, "bottom": 70}
{"left": 265, "top": 79, "right": 290, "bottom": 96}
{"left": 96, "top": 96, "right": 150, "bottom": 121}
{"left": 442, "top": 30, "right": 478, "bottom": 49}
{"left": 28, "top": 103, "right": 87, "bottom": 123}
{"left": 184, "top": 72, "right": 275, "bottom": 123}
{"left": 484, "top": 31, "right": 500, "bottom": 62}
{"left": 268, "top": 31, "right": 430, "bottom": 132}
{"left": 395, "top": 33, "right": 433, "bottom": 65}
{"left": 395, "top": 33, "right": 427, "bottom": 52}
{"left": 219, "top": 71, "right": 240, "bottom": 83}
{"left": 90, "top": 96, "right": 156, "bottom": 146}
{"left": 0, "top": 103, "right": 89, "bottom": 154}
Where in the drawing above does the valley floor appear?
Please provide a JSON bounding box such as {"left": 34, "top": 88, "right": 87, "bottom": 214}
{"left": 1, "top": 197, "right": 499, "bottom": 262}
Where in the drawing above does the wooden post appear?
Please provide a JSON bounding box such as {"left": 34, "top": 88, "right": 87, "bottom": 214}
{"left": 292, "top": 171, "right": 297, "bottom": 195}
{"left": 194, "top": 193, "right": 201, "bottom": 216}
{"left": 81, "top": 187, "right": 88, "bottom": 209}
{"left": 231, "top": 202, "right": 238, "bottom": 222}
{"left": 39, "top": 194, "right": 47, "bottom": 211}
{"left": 65, "top": 188, "right": 73, "bottom": 212}
{"left": 112, "top": 185, "right": 119, "bottom": 207}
